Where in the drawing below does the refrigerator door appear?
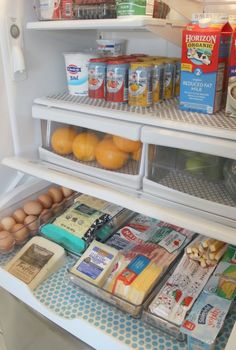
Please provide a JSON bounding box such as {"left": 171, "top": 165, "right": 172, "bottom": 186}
{"left": 0, "top": 288, "right": 94, "bottom": 350}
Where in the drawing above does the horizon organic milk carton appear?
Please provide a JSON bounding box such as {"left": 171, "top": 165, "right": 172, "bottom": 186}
{"left": 226, "top": 20, "right": 236, "bottom": 117}
{"left": 180, "top": 19, "right": 232, "bottom": 114}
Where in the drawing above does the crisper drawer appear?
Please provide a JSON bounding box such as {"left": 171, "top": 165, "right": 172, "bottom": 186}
{"left": 141, "top": 127, "right": 236, "bottom": 222}
{"left": 33, "top": 105, "right": 144, "bottom": 190}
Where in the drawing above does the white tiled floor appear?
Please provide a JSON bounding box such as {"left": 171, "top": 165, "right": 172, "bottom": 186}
{"left": 0, "top": 288, "right": 94, "bottom": 350}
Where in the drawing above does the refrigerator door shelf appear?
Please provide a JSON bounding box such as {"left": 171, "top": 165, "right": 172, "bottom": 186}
{"left": 33, "top": 92, "right": 236, "bottom": 141}
{"left": 3, "top": 155, "right": 236, "bottom": 246}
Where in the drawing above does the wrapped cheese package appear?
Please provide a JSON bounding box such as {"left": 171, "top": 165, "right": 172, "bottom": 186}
{"left": 104, "top": 216, "right": 195, "bottom": 305}
{"left": 5, "top": 236, "right": 65, "bottom": 290}
{"left": 148, "top": 253, "right": 215, "bottom": 326}
{"left": 69, "top": 241, "right": 119, "bottom": 287}
{"left": 40, "top": 194, "right": 125, "bottom": 255}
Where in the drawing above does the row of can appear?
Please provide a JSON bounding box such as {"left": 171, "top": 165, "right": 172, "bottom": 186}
{"left": 88, "top": 54, "right": 181, "bottom": 107}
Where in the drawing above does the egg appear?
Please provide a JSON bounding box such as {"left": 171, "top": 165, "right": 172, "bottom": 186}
{"left": 1, "top": 216, "right": 16, "bottom": 231}
{"left": 11, "top": 224, "right": 29, "bottom": 245}
{"left": 23, "top": 201, "right": 43, "bottom": 216}
{"left": 52, "top": 203, "right": 62, "bottom": 215}
{"left": 24, "top": 215, "right": 38, "bottom": 232}
{"left": 13, "top": 208, "right": 27, "bottom": 223}
{"left": 0, "top": 231, "right": 15, "bottom": 253}
{"left": 48, "top": 187, "right": 63, "bottom": 203}
{"left": 40, "top": 209, "right": 53, "bottom": 223}
{"left": 37, "top": 194, "right": 53, "bottom": 209}
{"left": 61, "top": 186, "right": 74, "bottom": 198}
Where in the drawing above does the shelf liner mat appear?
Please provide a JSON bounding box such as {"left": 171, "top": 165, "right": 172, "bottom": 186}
{"left": 45, "top": 91, "right": 236, "bottom": 132}
{"left": 158, "top": 170, "right": 236, "bottom": 207}
{"left": 1, "top": 251, "right": 235, "bottom": 350}
{"left": 44, "top": 147, "right": 140, "bottom": 175}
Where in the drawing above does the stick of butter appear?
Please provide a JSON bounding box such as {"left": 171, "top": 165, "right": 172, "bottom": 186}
{"left": 70, "top": 241, "right": 119, "bottom": 288}
{"left": 5, "top": 237, "right": 66, "bottom": 290}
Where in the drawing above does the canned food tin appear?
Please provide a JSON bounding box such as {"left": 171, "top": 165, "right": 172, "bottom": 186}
{"left": 128, "top": 62, "right": 153, "bottom": 107}
{"left": 152, "top": 62, "right": 165, "bottom": 104}
{"left": 106, "top": 60, "right": 129, "bottom": 103}
{"left": 88, "top": 58, "right": 107, "bottom": 99}
{"left": 163, "top": 60, "right": 176, "bottom": 100}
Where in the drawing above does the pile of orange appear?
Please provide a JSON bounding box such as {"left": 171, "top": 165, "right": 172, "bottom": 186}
{"left": 51, "top": 127, "right": 142, "bottom": 170}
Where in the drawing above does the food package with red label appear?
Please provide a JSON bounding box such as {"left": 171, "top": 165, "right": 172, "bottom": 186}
{"left": 103, "top": 214, "right": 195, "bottom": 304}
{"left": 148, "top": 254, "right": 216, "bottom": 326}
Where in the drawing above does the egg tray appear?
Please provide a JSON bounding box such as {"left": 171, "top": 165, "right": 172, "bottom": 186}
{"left": 0, "top": 186, "right": 78, "bottom": 256}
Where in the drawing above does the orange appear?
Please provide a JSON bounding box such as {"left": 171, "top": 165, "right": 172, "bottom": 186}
{"left": 132, "top": 147, "right": 142, "bottom": 161}
{"left": 51, "top": 127, "right": 77, "bottom": 155}
{"left": 95, "top": 139, "right": 128, "bottom": 170}
{"left": 72, "top": 132, "right": 99, "bottom": 161}
{"left": 113, "top": 136, "right": 142, "bottom": 153}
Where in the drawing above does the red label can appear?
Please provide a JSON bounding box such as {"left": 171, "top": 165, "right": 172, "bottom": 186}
{"left": 61, "top": 0, "right": 73, "bottom": 19}
{"left": 106, "top": 60, "right": 129, "bottom": 103}
{"left": 88, "top": 59, "right": 107, "bottom": 99}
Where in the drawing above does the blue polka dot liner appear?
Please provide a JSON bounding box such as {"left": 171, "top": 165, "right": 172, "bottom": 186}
{"left": 1, "top": 253, "right": 236, "bottom": 350}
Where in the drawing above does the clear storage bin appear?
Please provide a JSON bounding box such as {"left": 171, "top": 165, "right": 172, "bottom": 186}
{"left": 68, "top": 256, "right": 177, "bottom": 318}
{"left": 142, "top": 126, "right": 236, "bottom": 223}
{"left": 38, "top": 118, "right": 144, "bottom": 189}
{"left": 0, "top": 184, "right": 75, "bottom": 255}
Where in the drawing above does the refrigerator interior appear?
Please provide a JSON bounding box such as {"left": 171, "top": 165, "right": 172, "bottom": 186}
{"left": 0, "top": 1, "right": 236, "bottom": 350}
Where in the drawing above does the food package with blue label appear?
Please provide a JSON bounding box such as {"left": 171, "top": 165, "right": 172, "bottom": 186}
{"left": 103, "top": 218, "right": 195, "bottom": 305}
{"left": 69, "top": 241, "right": 119, "bottom": 288}
{"left": 181, "top": 291, "right": 231, "bottom": 350}
{"left": 40, "top": 194, "right": 125, "bottom": 255}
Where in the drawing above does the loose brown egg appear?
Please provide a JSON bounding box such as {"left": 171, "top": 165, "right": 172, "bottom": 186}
{"left": 23, "top": 201, "right": 43, "bottom": 216}
{"left": 1, "top": 216, "right": 16, "bottom": 231}
{"left": 48, "top": 187, "right": 63, "bottom": 203}
{"left": 11, "top": 224, "right": 29, "bottom": 244}
{"left": 24, "top": 215, "right": 38, "bottom": 232}
{"left": 61, "top": 186, "right": 74, "bottom": 198}
{"left": 0, "top": 231, "right": 15, "bottom": 252}
{"left": 37, "top": 194, "right": 53, "bottom": 209}
{"left": 13, "top": 208, "right": 27, "bottom": 223}
{"left": 40, "top": 209, "right": 53, "bottom": 223}
{"left": 52, "top": 203, "right": 62, "bottom": 215}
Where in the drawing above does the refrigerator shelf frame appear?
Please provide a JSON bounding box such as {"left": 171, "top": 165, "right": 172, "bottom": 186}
{"left": 33, "top": 92, "right": 236, "bottom": 142}
{"left": 3, "top": 155, "right": 236, "bottom": 244}
{"left": 27, "top": 17, "right": 186, "bottom": 47}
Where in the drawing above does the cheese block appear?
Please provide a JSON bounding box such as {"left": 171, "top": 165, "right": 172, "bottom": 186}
{"left": 112, "top": 255, "right": 163, "bottom": 305}
{"left": 70, "top": 241, "right": 119, "bottom": 288}
{"left": 5, "top": 237, "right": 65, "bottom": 290}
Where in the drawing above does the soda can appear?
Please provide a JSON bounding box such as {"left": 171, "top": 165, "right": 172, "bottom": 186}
{"left": 128, "top": 62, "right": 153, "bottom": 107}
{"left": 106, "top": 60, "right": 129, "bottom": 103}
{"left": 88, "top": 58, "right": 107, "bottom": 99}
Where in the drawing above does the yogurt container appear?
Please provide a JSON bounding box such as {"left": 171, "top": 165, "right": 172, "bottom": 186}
{"left": 64, "top": 52, "right": 96, "bottom": 96}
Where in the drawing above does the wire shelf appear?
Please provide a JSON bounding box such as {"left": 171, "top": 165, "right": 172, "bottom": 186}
{"left": 42, "top": 91, "right": 236, "bottom": 134}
